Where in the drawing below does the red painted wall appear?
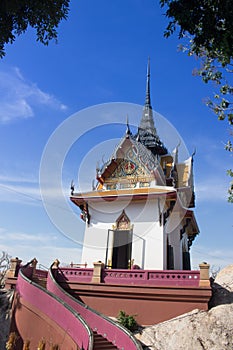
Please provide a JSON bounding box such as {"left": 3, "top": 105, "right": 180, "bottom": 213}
{"left": 57, "top": 279, "right": 211, "bottom": 325}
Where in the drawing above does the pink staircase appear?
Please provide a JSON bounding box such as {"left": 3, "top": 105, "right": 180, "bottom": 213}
{"left": 13, "top": 264, "right": 142, "bottom": 350}
{"left": 47, "top": 266, "right": 143, "bottom": 350}
{"left": 14, "top": 266, "right": 93, "bottom": 349}
{"left": 93, "top": 332, "right": 118, "bottom": 350}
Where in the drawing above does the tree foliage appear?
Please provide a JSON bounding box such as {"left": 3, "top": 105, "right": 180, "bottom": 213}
{"left": 160, "top": 0, "right": 233, "bottom": 201}
{"left": 0, "top": 0, "right": 70, "bottom": 58}
{"left": 160, "top": 0, "right": 233, "bottom": 64}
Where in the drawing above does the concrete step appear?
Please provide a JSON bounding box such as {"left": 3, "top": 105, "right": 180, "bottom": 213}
{"left": 93, "top": 331, "right": 118, "bottom": 350}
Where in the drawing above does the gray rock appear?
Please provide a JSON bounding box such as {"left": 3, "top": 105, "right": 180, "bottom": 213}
{"left": 210, "top": 264, "right": 233, "bottom": 308}
{"left": 135, "top": 265, "right": 233, "bottom": 350}
{"left": 0, "top": 290, "right": 14, "bottom": 350}
{"left": 135, "top": 304, "right": 233, "bottom": 350}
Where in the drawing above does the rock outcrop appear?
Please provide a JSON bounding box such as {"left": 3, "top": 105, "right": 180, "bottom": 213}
{"left": 209, "top": 264, "right": 233, "bottom": 308}
{"left": 0, "top": 290, "right": 14, "bottom": 350}
{"left": 136, "top": 305, "right": 233, "bottom": 350}
{"left": 136, "top": 265, "right": 233, "bottom": 350}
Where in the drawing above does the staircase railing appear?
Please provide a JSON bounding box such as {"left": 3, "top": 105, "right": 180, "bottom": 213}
{"left": 16, "top": 265, "right": 93, "bottom": 350}
{"left": 48, "top": 266, "right": 143, "bottom": 350}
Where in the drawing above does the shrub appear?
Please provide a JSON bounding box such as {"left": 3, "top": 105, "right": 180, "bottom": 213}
{"left": 117, "top": 310, "right": 137, "bottom": 331}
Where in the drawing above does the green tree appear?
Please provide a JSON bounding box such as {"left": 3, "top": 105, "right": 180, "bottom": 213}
{"left": 160, "top": 0, "right": 233, "bottom": 201}
{"left": 0, "top": 0, "right": 70, "bottom": 58}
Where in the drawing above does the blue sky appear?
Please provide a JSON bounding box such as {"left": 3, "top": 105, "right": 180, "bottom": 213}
{"left": 0, "top": 0, "right": 232, "bottom": 270}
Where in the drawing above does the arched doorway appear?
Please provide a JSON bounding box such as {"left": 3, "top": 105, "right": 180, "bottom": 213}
{"left": 166, "top": 236, "right": 174, "bottom": 270}
{"left": 182, "top": 235, "right": 191, "bottom": 270}
{"left": 107, "top": 210, "right": 133, "bottom": 269}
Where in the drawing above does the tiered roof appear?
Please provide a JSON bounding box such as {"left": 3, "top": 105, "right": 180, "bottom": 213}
{"left": 70, "top": 60, "right": 197, "bottom": 237}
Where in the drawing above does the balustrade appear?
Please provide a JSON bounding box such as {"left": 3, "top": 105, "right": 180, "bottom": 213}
{"left": 59, "top": 267, "right": 200, "bottom": 287}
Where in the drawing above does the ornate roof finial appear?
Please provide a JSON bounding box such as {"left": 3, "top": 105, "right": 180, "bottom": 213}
{"left": 145, "top": 56, "right": 152, "bottom": 109}
{"left": 136, "top": 58, "right": 168, "bottom": 156}
{"left": 70, "top": 180, "right": 75, "bottom": 195}
{"left": 138, "top": 57, "right": 156, "bottom": 138}
{"left": 126, "top": 114, "right": 131, "bottom": 137}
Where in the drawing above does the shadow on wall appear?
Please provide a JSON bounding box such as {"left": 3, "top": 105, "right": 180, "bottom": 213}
{"left": 52, "top": 268, "right": 83, "bottom": 302}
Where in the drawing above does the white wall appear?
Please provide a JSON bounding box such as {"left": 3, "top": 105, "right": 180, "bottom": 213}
{"left": 81, "top": 197, "right": 166, "bottom": 269}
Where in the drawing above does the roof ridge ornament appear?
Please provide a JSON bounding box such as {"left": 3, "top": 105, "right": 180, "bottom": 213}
{"left": 136, "top": 58, "right": 167, "bottom": 156}
{"left": 145, "top": 56, "right": 152, "bottom": 109}
{"left": 125, "top": 114, "right": 132, "bottom": 138}
{"left": 138, "top": 57, "right": 156, "bottom": 137}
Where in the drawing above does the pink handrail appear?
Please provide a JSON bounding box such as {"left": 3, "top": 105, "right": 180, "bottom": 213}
{"left": 17, "top": 267, "right": 93, "bottom": 350}
{"left": 48, "top": 267, "right": 143, "bottom": 350}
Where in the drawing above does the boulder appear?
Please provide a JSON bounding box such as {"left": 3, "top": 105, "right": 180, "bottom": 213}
{"left": 0, "top": 290, "right": 14, "bottom": 350}
{"left": 136, "top": 265, "right": 233, "bottom": 350}
{"left": 209, "top": 264, "right": 233, "bottom": 308}
{"left": 135, "top": 304, "right": 233, "bottom": 350}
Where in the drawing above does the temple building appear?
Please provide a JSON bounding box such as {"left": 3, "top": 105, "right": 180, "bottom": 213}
{"left": 70, "top": 60, "right": 199, "bottom": 270}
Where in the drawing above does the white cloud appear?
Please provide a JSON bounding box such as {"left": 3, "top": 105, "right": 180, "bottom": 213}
{"left": 0, "top": 182, "right": 70, "bottom": 207}
{"left": 0, "top": 174, "right": 37, "bottom": 184}
{"left": 0, "top": 182, "right": 41, "bottom": 205}
{"left": 0, "top": 227, "right": 82, "bottom": 267}
{"left": 195, "top": 176, "right": 229, "bottom": 202}
{"left": 0, "top": 171, "right": 70, "bottom": 206}
{"left": 0, "top": 228, "right": 57, "bottom": 243}
{"left": 0, "top": 65, "right": 67, "bottom": 123}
